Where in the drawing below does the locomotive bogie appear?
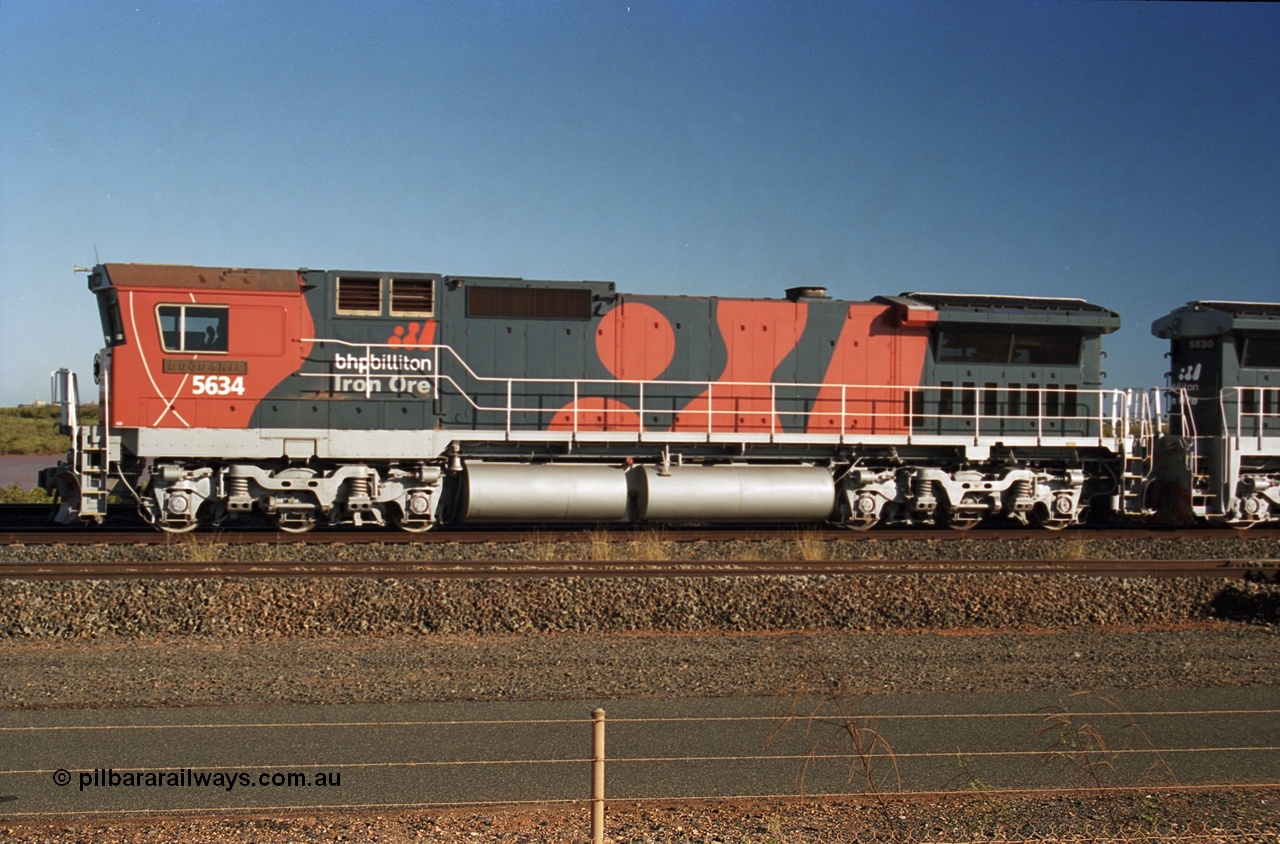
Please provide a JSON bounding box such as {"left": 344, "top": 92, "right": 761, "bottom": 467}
{"left": 835, "top": 462, "right": 1089, "bottom": 531}
{"left": 143, "top": 464, "right": 213, "bottom": 534}
{"left": 1228, "top": 471, "right": 1280, "bottom": 527}
{"left": 141, "top": 459, "right": 450, "bottom": 533}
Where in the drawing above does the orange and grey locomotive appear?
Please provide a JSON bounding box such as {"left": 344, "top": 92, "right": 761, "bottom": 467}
{"left": 38, "top": 263, "right": 1275, "bottom": 532}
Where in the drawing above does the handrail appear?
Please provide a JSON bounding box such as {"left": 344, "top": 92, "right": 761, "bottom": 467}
{"left": 1179, "top": 387, "right": 1200, "bottom": 477}
{"left": 1222, "top": 385, "right": 1279, "bottom": 451}
{"left": 297, "top": 337, "right": 1131, "bottom": 447}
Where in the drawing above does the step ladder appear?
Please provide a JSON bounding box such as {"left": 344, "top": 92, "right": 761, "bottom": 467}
{"left": 50, "top": 367, "right": 110, "bottom": 525}
{"left": 72, "top": 423, "right": 109, "bottom": 522}
{"left": 1176, "top": 387, "right": 1215, "bottom": 517}
{"left": 1118, "top": 389, "right": 1155, "bottom": 515}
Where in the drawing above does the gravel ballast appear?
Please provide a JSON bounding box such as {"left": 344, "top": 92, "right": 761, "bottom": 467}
{"left": 1, "top": 573, "right": 1277, "bottom": 638}
{"left": 7, "top": 792, "right": 1279, "bottom": 844}
{"left": 2, "top": 627, "right": 1276, "bottom": 710}
{"left": 4, "top": 533, "right": 1279, "bottom": 564}
{"left": 2, "top": 536, "right": 1277, "bottom": 840}
{"left": 3, "top": 532, "right": 1279, "bottom": 638}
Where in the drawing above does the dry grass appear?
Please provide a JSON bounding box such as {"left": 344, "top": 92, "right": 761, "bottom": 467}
{"left": 625, "top": 528, "right": 678, "bottom": 561}
{"left": 789, "top": 529, "right": 830, "bottom": 561}
{"left": 1059, "top": 538, "right": 1092, "bottom": 561}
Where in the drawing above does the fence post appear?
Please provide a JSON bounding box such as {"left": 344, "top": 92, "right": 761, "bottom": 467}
{"left": 591, "top": 708, "right": 606, "bottom": 844}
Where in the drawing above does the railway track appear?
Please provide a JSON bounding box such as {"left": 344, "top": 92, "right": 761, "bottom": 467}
{"left": 2, "top": 518, "right": 1276, "bottom": 548}
{"left": 0, "top": 527, "right": 1188, "bottom": 545}
{"left": 5, "top": 502, "right": 1280, "bottom": 542}
{"left": 2, "top": 557, "right": 1276, "bottom": 580}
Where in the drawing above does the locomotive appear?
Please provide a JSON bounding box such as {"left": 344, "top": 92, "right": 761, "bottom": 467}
{"left": 38, "top": 263, "right": 1280, "bottom": 532}
{"left": 1150, "top": 301, "right": 1280, "bottom": 526}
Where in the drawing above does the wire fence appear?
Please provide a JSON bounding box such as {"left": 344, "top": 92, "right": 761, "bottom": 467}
{"left": 5, "top": 704, "right": 1278, "bottom": 842}
{"left": 527, "top": 707, "right": 1279, "bottom": 843}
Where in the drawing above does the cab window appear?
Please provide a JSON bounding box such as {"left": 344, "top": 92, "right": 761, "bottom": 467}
{"left": 99, "top": 290, "right": 126, "bottom": 347}
{"left": 936, "top": 331, "right": 1009, "bottom": 363}
{"left": 1242, "top": 337, "right": 1280, "bottom": 368}
{"left": 935, "top": 330, "right": 1080, "bottom": 365}
{"left": 1010, "top": 333, "right": 1080, "bottom": 365}
{"left": 157, "top": 305, "right": 228, "bottom": 353}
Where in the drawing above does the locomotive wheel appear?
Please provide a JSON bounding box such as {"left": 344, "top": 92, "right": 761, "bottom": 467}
{"left": 842, "top": 517, "right": 879, "bottom": 531}
{"left": 275, "top": 510, "right": 318, "bottom": 534}
{"left": 1035, "top": 517, "right": 1071, "bottom": 531}
{"left": 1031, "top": 508, "right": 1072, "bottom": 531}
{"left": 147, "top": 498, "right": 201, "bottom": 533}
{"left": 157, "top": 517, "right": 200, "bottom": 534}
{"left": 391, "top": 510, "right": 434, "bottom": 533}
{"left": 1033, "top": 495, "right": 1076, "bottom": 531}
{"left": 270, "top": 468, "right": 321, "bottom": 533}
{"left": 393, "top": 491, "right": 437, "bottom": 532}
{"left": 838, "top": 495, "right": 879, "bottom": 530}
{"left": 939, "top": 498, "right": 982, "bottom": 531}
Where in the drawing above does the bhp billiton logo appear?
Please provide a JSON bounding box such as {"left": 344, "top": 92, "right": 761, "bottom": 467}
{"left": 387, "top": 321, "right": 437, "bottom": 350}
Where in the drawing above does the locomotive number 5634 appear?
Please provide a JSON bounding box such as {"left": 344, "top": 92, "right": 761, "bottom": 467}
{"left": 190, "top": 375, "right": 245, "bottom": 396}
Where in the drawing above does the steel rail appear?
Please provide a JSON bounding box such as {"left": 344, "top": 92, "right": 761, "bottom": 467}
{"left": 1, "top": 557, "right": 1276, "bottom": 580}
{"left": 2, "top": 522, "right": 1275, "bottom": 547}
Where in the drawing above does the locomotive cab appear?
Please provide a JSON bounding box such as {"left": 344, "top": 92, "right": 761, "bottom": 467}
{"left": 878, "top": 293, "right": 1126, "bottom": 529}
{"left": 1151, "top": 301, "right": 1280, "bottom": 525}
{"left": 905, "top": 293, "right": 1119, "bottom": 441}
{"left": 45, "top": 263, "right": 315, "bottom": 528}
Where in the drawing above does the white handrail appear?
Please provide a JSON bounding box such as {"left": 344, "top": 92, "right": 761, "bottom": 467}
{"left": 296, "top": 337, "right": 1130, "bottom": 446}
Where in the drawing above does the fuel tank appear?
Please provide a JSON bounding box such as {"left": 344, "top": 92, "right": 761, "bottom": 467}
{"left": 637, "top": 465, "right": 835, "bottom": 522}
{"left": 460, "top": 463, "right": 630, "bottom": 522}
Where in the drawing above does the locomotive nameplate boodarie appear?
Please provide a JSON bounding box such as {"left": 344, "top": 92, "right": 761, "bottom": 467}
{"left": 162, "top": 360, "right": 249, "bottom": 374}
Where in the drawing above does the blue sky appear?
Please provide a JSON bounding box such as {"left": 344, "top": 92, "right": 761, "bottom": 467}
{"left": 2, "top": 0, "right": 1277, "bottom": 406}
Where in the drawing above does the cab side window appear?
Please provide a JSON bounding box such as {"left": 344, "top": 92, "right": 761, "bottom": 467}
{"left": 157, "top": 305, "right": 229, "bottom": 353}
